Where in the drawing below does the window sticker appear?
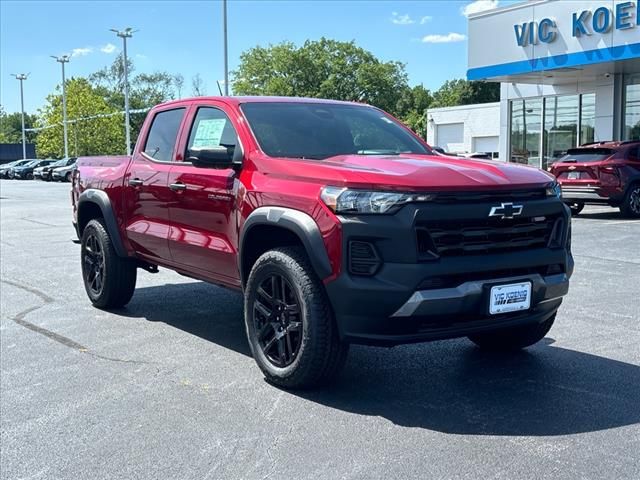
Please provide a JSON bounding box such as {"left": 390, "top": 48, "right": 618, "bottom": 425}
{"left": 192, "top": 118, "right": 227, "bottom": 148}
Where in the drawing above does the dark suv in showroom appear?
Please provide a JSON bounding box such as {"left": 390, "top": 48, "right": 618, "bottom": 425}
{"left": 549, "top": 141, "right": 640, "bottom": 217}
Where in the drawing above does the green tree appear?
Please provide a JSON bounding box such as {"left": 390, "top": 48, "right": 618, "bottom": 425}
{"left": 232, "top": 38, "right": 408, "bottom": 114}
{"left": 431, "top": 79, "right": 500, "bottom": 108}
{"left": 395, "top": 85, "right": 433, "bottom": 137}
{"left": 0, "top": 108, "right": 38, "bottom": 143}
{"left": 36, "top": 78, "right": 125, "bottom": 157}
{"left": 89, "top": 54, "right": 176, "bottom": 142}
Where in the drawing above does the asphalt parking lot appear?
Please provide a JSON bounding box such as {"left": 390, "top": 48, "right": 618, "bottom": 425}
{"left": 1, "top": 180, "right": 639, "bottom": 480}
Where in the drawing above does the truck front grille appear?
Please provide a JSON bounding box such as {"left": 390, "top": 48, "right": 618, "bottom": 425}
{"left": 416, "top": 215, "right": 563, "bottom": 258}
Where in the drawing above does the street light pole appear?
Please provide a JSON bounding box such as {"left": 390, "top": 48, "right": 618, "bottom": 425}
{"left": 223, "top": 0, "right": 229, "bottom": 95}
{"left": 10, "top": 73, "right": 28, "bottom": 159}
{"left": 111, "top": 27, "right": 135, "bottom": 155}
{"left": 51, "top": 55, "right": 70, "bottom": 158}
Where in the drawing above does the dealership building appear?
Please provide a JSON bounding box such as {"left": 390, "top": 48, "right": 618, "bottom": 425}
{"left": 429, "top": 0, "right": 639, "bottom": 167}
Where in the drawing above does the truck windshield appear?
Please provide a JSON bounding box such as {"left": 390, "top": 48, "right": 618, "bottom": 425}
{"left": 241, "top": 102, "right": 431, "bottom": 160}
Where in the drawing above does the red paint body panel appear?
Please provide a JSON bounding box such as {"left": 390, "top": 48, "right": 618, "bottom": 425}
{"left": 72, "top": 96, "right": 558, "bottom": 291}
{"left": 549, "top": 141, "right": 640, "bottom": 202}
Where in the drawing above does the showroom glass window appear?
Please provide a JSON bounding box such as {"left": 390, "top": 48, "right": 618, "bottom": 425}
{"left": 624, "top": 74, "right": 640, "bottom": 141}
{"left": 580, "top": 93, "right": 595, "bottom": 145}
{"left": 510, "top": 93, "right": 595, "bottom": 169}
{"left": 509, "top": 98, "right": 541, "bottom": 166}
{"left": 544, "top": 95, "right": 579, "bottom": 169}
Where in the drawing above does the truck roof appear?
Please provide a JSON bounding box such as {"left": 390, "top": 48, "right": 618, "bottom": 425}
{"left": 158, "top": 96, "right": 366, "bottom": 108}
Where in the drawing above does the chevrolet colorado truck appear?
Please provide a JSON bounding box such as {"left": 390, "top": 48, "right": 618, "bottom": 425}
{"left": 72, "top": 96, "right": 573, "bottom": 389}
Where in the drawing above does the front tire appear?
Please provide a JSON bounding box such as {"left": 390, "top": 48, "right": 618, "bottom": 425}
{"left": 81, "top": 219, "right": 137, "bottom": 308}
{"left": 65, "top": 171, "right": 72, "bottom": 182}
{"left": 468, "top": 314, "right": 555, "bottom": 351}
{"left": 620, "top": 184, "right": 640, "bottom": 218}
{"left": 244, "top": 247, "right": 348, "bottom": 389}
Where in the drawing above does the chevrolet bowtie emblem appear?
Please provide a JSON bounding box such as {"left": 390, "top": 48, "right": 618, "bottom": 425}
{"left": 489, "top": 202, "right": 523, "bottom": 219}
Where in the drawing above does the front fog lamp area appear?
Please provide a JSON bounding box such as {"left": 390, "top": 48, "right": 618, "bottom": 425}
{"left": 320, "top": 186, "right": 434, "bottom": 214}
{"left": 546, "top": 182, "right": 562, "bottom": 198}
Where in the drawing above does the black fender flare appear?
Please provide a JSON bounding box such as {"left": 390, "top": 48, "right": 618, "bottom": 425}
{"left": 624, "top": 175, "right": 640, "bottom": 195}
{"left": 239, "top": 206, "right": 333, "bottom": 283}
{"left": 77, "top": 189, "right": 128, "bottom": 257}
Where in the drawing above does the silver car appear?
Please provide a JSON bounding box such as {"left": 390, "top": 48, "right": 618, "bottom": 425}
{"left": 51, "top": 161, "right": 77, "bottom": 182}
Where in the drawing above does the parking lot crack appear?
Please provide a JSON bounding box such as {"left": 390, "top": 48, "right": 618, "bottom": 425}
{"left": 2, "top": 278, "right": 153, "bottom": 365}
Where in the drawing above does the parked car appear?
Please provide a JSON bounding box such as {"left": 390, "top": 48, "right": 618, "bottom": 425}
{"left": 34, "top": 157, "right": 76, "bottom": 181}
{"left": 549, "top": 140, "right": 640, "bottom": 217}
{"left": 11, "top": 159, "right": 55, "bottom": 179}
{"left": 0, "top": 159, "right": 32, "bottom": 178}
{"left": 52, "top": 161, "right": 77, "bottom": 182}
{"left": 72, "top": 96, "right": 572, "bottom": 389}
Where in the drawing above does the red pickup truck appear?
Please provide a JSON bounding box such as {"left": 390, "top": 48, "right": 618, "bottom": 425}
{"left": 72, "top": 96, "right": 572, "bottom": 388}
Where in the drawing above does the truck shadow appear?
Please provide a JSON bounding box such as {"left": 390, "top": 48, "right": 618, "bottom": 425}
{"left": 125, "top": 281, "right": 640, "bottom": 437}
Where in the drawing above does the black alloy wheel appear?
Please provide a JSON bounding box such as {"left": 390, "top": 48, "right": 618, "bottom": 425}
{"left": 253, "top": 273, "right": 303, "bottom": 367}
{"left": 83, "top": 233, "right": 105, "bottom": 296}
{"left": 627, "top": 185, "right": 640, "bottom": 217}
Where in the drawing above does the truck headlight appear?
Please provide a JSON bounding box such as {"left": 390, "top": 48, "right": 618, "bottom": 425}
{"left": 320, "top": 186, "right": 434, "bottom": 214}
{"left": 546, "top": 182, "right": 562, "bottom": 198}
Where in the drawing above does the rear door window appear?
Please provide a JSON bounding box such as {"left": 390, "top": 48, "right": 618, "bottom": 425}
{"left": 559, "top": 148, "right": 614, "bottom": 163}
{"left": 144, "top": 108, "right": 185, "bottom": 161}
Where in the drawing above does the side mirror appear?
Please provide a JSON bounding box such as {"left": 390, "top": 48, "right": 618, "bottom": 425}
{"left": 188, "top": 146, "right": 234, "bottom": 169}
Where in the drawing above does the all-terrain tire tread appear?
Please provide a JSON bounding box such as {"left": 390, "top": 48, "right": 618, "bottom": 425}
{"left": 82, "top": 218, "right": 136, "bottom": 309}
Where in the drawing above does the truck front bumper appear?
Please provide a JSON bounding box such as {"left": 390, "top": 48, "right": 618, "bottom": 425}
{"left": 324, "top": 197, "right": 573, "bottom": 346}
{"left": 325, "top": 257, "right": 571, "bottom": 346}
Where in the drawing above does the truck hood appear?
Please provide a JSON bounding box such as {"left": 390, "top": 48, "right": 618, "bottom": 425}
{"left": 261, "top": 154, "right": 555, "bottom": 191}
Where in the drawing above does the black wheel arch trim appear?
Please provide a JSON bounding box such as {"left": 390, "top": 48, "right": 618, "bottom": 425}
{"left": 239, "top": 207, "right": 333, "bottom": 285}
{"left": 625, "top": 176, "right": 640, "bottom": 193}
{"left": 77, "top": 189, "right": 128, "bottom": 257}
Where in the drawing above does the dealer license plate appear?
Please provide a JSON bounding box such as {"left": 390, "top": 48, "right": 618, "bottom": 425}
{"left": 489, "top": 282, "right": 531, "bottom": 315}
{"left": 567, "top": 171, "right": 580, "bottom": 179}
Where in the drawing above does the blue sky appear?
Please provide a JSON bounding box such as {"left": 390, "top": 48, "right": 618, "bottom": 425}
{"left": 1, "top": 0, "right": 514, "bottom": 114}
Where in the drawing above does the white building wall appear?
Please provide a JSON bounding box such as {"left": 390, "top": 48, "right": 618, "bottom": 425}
{"left": 426, "top": 102, "right": 500, "bottom": 157}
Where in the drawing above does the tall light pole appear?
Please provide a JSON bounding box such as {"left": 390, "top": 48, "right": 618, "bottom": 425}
{"left": 223, "top": 0, "right": 229, "bottom": 95}
{"left": 51, "top": 55, "right": 70, "bottom": 158}
{"left": 111, "top": 27, "right": 135, "bottom": 155}
{"left": 10, "top": 73, "right": 28, "bottom": 159}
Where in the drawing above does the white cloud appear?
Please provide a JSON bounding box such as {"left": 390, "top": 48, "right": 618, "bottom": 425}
{"left": 135, "top": 53, "right": 148, "bottom": 60}
{"left": 422, "top": 32, "right": 467, "bottom": 44}
{"left": 420, "top": 16, "right": 433, "bottom": 24}
{"left": 100, "top": 43, "right": 116, "bottom": 54}
{"left": 71, "top": 47, "right": 92, "bottom": 57}
{"left": 391, "top": 12, "right": 414, "bottom": 25}
{"left": 461, "top": 0, "right": 499, "bottom": 17}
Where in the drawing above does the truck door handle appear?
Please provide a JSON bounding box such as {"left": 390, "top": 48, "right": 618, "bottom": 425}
{"left": 169, "top": 182, "right": 187, "bottom": 192}
{"left": 129, "top": 178, "right": 143, "bottom": 187}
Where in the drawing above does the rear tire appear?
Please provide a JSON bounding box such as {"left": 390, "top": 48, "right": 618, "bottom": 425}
{"left": 620, "top": 184, "right": 640, "bottom": 218}
{"left": 244, "top": 247, "right": 348, "bottom": 389}
{"left": 468, "top": 314, "right": 555, "bottom": 351}
{"left": 65, "top": 171, "right": 72, "bottom": 182}
{"left": 568, "top": 202, "right": 584, "bottom": 216}
{"left": 81, "top": 218, "right": 137, "bottom": 309}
